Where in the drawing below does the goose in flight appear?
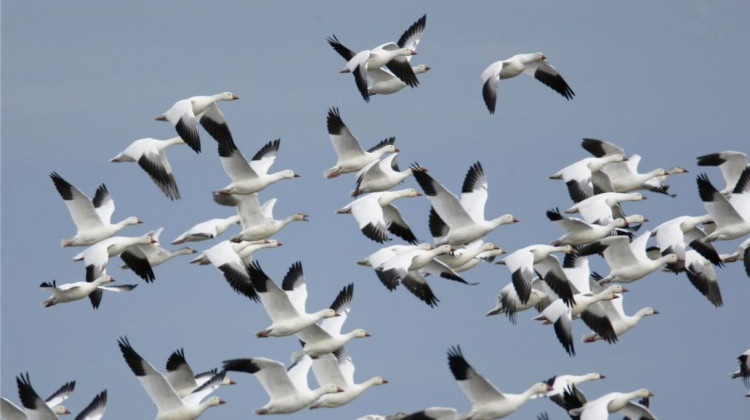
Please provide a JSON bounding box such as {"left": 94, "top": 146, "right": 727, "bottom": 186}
{"left": 155, "top": 92, "right": 239, "bottom": 153}
{"left": 110, "top": 136, "right": 185, "bottom": 200}
{"left": 50, "top": 172, "right": 142, "bottom": 247}
{"left": 247, "top": 260, "right": 339, "bottom": 338}
{"left": 117, "top": 337, "right": 226, "bottom": 420}
{"left": 1, "top": 377, "right": 75, "bottom": 419}
{"left": 213, "top": 138, "right": 299, "bottom": 196}
{"left": 481, "top": 52, "right": 574, "bottom": 114}
{"left": 324, "top": 107, "right": 399, "bottom": 179}
{"left": 119, "top": 227, "right": 197, "bottom": 282}
{"left": 222, "top": 353, "right": 344, "bottom": 414}
{"left": 327, "top": 14, "right": 425, "bottom": 102}
{"left": 413, "top": 162, "right": 518, "bottom": 246}
{"left": 40, "top": 273, "right": 137, "bottom": 309}
{"left": 447, "top": 345, "right": 551, "bottom": 419}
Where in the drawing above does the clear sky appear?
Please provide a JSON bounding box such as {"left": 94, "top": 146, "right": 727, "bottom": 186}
{"left": 2, "top": 1, "right": 750, "bottom": 419}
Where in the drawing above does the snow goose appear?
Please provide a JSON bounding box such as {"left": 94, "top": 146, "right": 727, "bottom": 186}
{"left": 357, "top": 244, "right": 441, "bottom": 306}
{"left": 447, "top": 345, "right": 551, "bottom": 419}
{"left": 722, "top": 237, "right": 750, "bottom": 277}
{"left": 117, "top": 337, "right": 226, "bottom": 420}
{"left": 222, "top": 353, "right": 343, "bottom": 414}
{"left": 171, "top": 215, "right": 240, "bottom": 245}
{"left": 413, "top": 162, "right": 518, "bottom": 246}
{"left": 247, "top": 261, "right": 338, "bottom": 337}
{"left": 13, "top": 373, "right": 76, "bottom": 420}
{"left": 562, "top": 384, "right": 656, "bottom": 420}
{"left": 336, "top": 188, "right": 421, "bottom": 243}
{"left": 118, "top": 227, "right": 196, "bottom": 282}
{"left": 1, "top": 378, "right": 75, "bottom": 419}
{"left": 190, "top": 239, "right": 281, "bottom": 265}
{"left": 199, "top": 240, "right": 259, "bottom": 302}
{"left": 497, "top": 245, "right": 576, "bottom": 306}
{"left": 351, "top": 154, "right": 426, "bottom": 197}
{"left": 213, "top": 138, "right": 299, "bottom": 196}
{"left": 165, "top": 349, "right": 236, "bottom": 398}
{"left": 651, "top": 214, "right": 721, "bottom": 269}
{"left": 730, "top": 347, "right": 750, "bottom": 388}
{"left": 565, "top": 192, "right": 647, "bottom": 225}
{"left": 535, "top": 372, "right": 605, "bottom": 409}
{"left": 327, "top": 15, "right": 424, "bottom": 102}
{"left": 436, "top": 241, "right": 504, "bottom": 272}
{"left": 41, "top": 273, "right": 137, "bottom": 309}
{"left": 548, "top": 155, "right": 627, "bottom": 201}
{"left": 155, "top": 92, "right": 239, "bottom": 153}
{"left": 324, "top": 108, "right": 399, "bottom": 178}
{"left": 581, "top": 138, "right": 673, "bottom": 194}
{"left": 357, "top": 414, "right": 408, "bottom": 420}
{"left": 578, "top": 231, "right": 679, "bottom": 284}
{"left": 109, "top": 136, "right": 184, "bottom": 200}
{"left": 696, "top": 170, "right": 750, "bottom": 241}
{"left": 547, "top": 208, "right": 629, "bottom": 246}
{"left": 367, "top": 64, "right": 431, "bottom": 96}
{"left": 309, "top": 348, "right": 388, "bottom": 409}
{"left": 681, "top": 250, "right": 723, "bottom": 307}
{"left": 579, "top": 290, "right": 658, "bottom": 344}
{"left": 532, "top": 285, "right": 624, "bottom": 356}
{"left": 212, "top": 193, "right": 308, "bottom": 242}
{"left": 697, "top": 150, "right": 748, "bottom": 194}
{"left": 296, "top": 284, "right": 371, "bottom": 358}
{"left": 375, "top": 244, "right": 474, "bottom": 305}
{"left": 50, "top": 172, "right": 142, "bottom": 247}
{"left": 74, "top": 234, "right": 157, "bottom": 286}
{"left": 74, "top": 390, "right": 107, "bottom": 420}
{"left": 481, "top": 52, "right": 574, "bottom": 114}
{"left": 486, "top": 278, "right": 553, "bottom": 325}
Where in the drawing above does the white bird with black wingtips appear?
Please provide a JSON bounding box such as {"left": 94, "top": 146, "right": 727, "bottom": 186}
{"left": 171, "top": 215, "right": 240, "bottom": 245}
{"left": 447, "top": 345, "right": 551, "bottom": 419}
{"left": 327, "top": 15, "right": 425, "bottom": 102}
{"left": 213, "top": 138, "right": 299, "bottom": 196}
{"left": 247, "top": 261, "right": 338, "bottom": 338}
{"left": 117, "top": 337, "right": 226, "bottom": 420}
{"left": 154, "top": 92, "right": 239, "bottom": 154}
{"left": 480, "top": 52, "right": 574, "bottom": 114}
{"left": 110, "top": 136, "right": 185, "bottom": 200}
{"left": 119, "top": 227, "right": 197, "bottom": 282}
{"left": 296, "top": 284, "right": 371, "bottom": 358}
{"left": 309, "top": 348, "right": 388, "bottom": 409}
{"left": 222, "top": 352, "right": 344, "bottom": 414}
{"left": 50, "top": 172, "right": 142, "bottom": 247}
{"left": 323, "top": 107, "right": 399, "bottom": 179}
{"left": 412, "top": 162, "right": 518, "bottom": 246}
{"left": 40, "top": 273, "right": 137, "bottom": 309}
{"left": 1, "top": 377, "right": 75, "bottom": 419}
{"left": 336, "top": 188, "right": 422, "bottom": 244}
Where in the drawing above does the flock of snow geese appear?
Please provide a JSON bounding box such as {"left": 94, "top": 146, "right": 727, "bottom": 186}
{"left": 3, "top": 12, "right": 750, "bottom": 420}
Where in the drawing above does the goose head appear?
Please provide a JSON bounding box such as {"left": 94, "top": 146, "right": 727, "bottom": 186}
{"left": 215, "top": 92, "right": 239, "bottom": 101}
{"left": 371, "top": 376, "right": 389, "bottom": 385}
{"left": 278, "top": 169, "right": 300, "bottom": 180}
{"left": 52, "top": 406, "right": 72, "bottom": 415}
{"left": 123, "top": 216, "right": 144, "bottom": 226}
{"left": 292, "top": 213, "right": 310, "bottom": 222}
{"left": 206, "top": 396, "right": 227, "bottom": 407}
{"left": 625, "top": 214, "right": 648, "bottom": 224}
{"left": 321, "top": 308, "right": 339, "bottom": 318}
{"left": 413, "top": 64, "right": 431, "bottom": 74}
{"left": 637, "top": 307, "right": 659, "bottom": 317}
{"left": 351, "top": 329, "right": 371, "bottom": 338}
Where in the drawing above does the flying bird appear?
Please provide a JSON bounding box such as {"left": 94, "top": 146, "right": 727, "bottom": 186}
{"left": 480, "top": 52, "right": 574, "bottom": 114}
{"left": 155, "top": 92, "right": 239, "bottom": 153}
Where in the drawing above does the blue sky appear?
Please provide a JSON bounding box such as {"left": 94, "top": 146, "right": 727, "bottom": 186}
{"left": 2, "top": 1, "right": 750, "bottom": 418}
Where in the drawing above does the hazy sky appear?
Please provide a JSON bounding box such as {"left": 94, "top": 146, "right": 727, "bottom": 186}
{"left": 3, "top": 1, "right": 750, "bottom": 419}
